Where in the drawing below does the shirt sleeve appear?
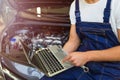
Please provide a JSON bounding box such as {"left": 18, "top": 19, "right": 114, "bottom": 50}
{"left": 69, "top": 0, "right": 76, "bottom": 24}
{"left": 115, "top": 1, "right": 120, "bottom": 29}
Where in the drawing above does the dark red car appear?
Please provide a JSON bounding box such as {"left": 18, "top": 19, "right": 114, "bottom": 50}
{"left": 0, "top": 0, "right": 73, "bottom": 80}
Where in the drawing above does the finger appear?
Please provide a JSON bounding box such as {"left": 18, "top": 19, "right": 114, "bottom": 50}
{"left": 62, "top": 55, "right": 71, "bottom": 62}
{"left": 72, "top": 61, "right": 80, "bottom": 66}
{"left": 67, "top": 57, "right": 75, "bottom": 62}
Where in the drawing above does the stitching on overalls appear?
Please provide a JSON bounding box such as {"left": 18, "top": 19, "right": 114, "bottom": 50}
{"left": 104, "top": 31, "right": 108, "bottom": 48}
{"left": 99, "top": 66, "right": 105, "bottom": 80}
{"left": 77, "top": 72, "right": 84, "bottom": 80}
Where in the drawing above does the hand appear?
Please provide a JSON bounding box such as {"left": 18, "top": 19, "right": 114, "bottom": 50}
{"left": 63, "top": 52, "right": 90, "bottom": 67}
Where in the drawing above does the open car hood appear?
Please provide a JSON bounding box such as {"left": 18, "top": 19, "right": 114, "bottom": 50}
{"left": 1, "top": 0, "right": 73, "bottom": 24}
{"left": 8, "top": 0, "right": 73, "bottom": 10}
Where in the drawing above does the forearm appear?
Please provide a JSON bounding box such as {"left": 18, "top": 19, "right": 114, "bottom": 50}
{"left": 88, "top": 46, "right": 120, "bottom": 62}
{"left": 63, "top": 24, "right": 80, "bottom": 53}
{"left": 63, "top": 39, "right": 80, "bottom": 54}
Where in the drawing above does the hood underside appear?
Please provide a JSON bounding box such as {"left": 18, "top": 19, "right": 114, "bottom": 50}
{"left": 8, "top": 0, "right": 73, "bottom": 10}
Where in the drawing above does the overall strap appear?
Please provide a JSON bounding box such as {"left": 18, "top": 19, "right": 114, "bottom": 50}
{"left": 75, "top": 0, "right": 81, "bottom": 23}
{"left": 103, "top": 0, "right": 112, "bottom": 23}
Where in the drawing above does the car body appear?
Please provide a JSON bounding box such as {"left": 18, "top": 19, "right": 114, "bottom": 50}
{"left": 0, "top": 0, "right": 73, "bottom": 80}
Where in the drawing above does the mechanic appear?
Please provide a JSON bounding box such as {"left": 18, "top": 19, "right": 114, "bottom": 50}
{"left": 40, "top": 0, "right": 120, "bottom": 80}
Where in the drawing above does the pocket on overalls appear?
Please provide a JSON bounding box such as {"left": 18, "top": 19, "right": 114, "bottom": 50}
{"left": 80, "top": 27, "right": 106, "bottom": 41}
{"left": 79, "top": 27, "right": 107, "bottom": 50}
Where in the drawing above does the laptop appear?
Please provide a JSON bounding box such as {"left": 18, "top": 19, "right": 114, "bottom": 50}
{"left": 20, "top": 41, "right": 73, "bottom": 77}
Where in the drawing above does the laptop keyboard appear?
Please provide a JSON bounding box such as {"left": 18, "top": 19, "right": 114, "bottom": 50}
{"left": 37, "top": 48, "right": 64, "bottom": 74}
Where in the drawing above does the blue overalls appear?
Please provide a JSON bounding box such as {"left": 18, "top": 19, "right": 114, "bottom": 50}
{"left": 40, "top": 0, "right": 120, "bottom": 80}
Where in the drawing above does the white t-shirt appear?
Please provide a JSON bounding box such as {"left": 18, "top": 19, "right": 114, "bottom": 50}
{"left": 69, "top": 0, "right": 120, "bottom": 37}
